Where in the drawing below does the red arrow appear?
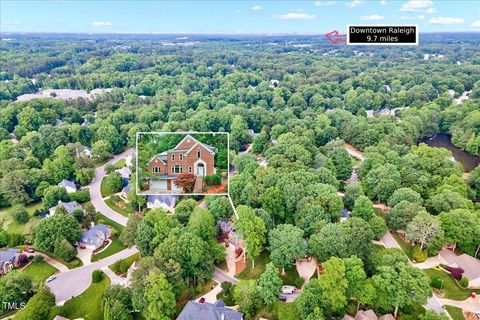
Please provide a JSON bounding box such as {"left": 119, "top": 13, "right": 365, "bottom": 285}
{"left": 325, "top": 30, "right": 347, "bottom": 44}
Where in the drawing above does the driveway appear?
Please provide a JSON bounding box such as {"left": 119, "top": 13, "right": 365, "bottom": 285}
{"left": 196, "top": 283, "right": 222, "bottom": 303}
{"left": 380, "top": 231, "right": 402, "bottom": 249}
{"left": 76, "top": 247, "right": 93, "bottom": 266}
{"left": 47, "top": 246, "right": 138, "bottom": 305}
{"left": 295, "top": 258, "right": 317, "bottom": 285}
{"left": 89, "top": 149, "right": 134, "bottom": 226}
{"left": 437, "top": 296, "right": 480, "bottom": 313}
{"left": 213, "top": 267, "right": 238, "bottom": 284}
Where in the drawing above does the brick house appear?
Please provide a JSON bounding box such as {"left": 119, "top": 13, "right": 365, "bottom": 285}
{"left": 147, "top": 134, "right": 216, "bottom": 191}
{"left": 0, "top": 249, "right": 21, "bottom": 275}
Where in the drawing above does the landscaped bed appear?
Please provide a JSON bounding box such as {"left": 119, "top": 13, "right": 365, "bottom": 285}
{"left": 104, "top": 196, "right": 133, "bottom": 217}
{"left": 91, "top": 239, "right": 126, "bottom": 262}
{"left": 424, "top": 268, "right": 480, "bottom": 300}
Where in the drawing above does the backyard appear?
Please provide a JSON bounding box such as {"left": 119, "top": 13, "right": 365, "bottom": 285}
{"left": 0, "top": 202, "right": 43, "bottom": 234}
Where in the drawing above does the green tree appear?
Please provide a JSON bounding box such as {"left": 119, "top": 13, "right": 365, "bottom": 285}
{"left": 369, "top": 216, "right": 387, "bottom": 240}
{"left": 351, "top": 195, "right": 375, "bottom": 221}
{"left": 53, "top": 238, "right": 77, "bottom": 261}
{"left": 172, "top": 198, "right": 197, "bottom": 225}
{"left": 42, "top": 185, "right": 70, "bottom": 209}
{"left": 308, "top": 223, "right": 346, "bottom": 262}
{"left": 1, "top": 170, "right": 31, "bottom": 205}
{"left": 102, "top": 285, "right": 133, "bottom": 320}
{"left": 406, "top": 211, "right": 444, "bottom": 251}
{"left": 364, "top": 164, "right": 401, "bottom": 203}
{"left": 329, "top": 148, "right": 353, "bottom": 181}
{"left": 103, "top": 173, "right": 123, "bottom": 195}
{"left": 258, "top": 262, "right": 283, "bottom": 306}
{"left": 233, "top": 280, "right": 262, "bottom": 317}
{"left": 269, "top": 224, "right": 306, "bottom": 273}
{"left": 387, "top": 187, "right": 423, "bottom": 208}
{"left": 319, "top": 257, "right": 348, "bottom": 316}
{"left": 0, "top": 271, "right": 33, "bottom": 313}
{"left": 91, "top": 140, "right": 112, "bottom": 161}
{"left": 75, "top": 167, "right": 95, "bottom": 185}
{"left": 343, "top": 256, "right": 367, "bottom": 311}
{"left": 144, "top": 273, "right": 176, "bottom": 320}
{"left": 34, "top": 212, "right": 81, "bottom": 254}
{"left": 120, "top": 213, "right": 141, "bottom": 247}
{"left": 14, "top": 285, "right": 55, "bottom": 320}
{"left": 11, "top": 205, "right": 29, "bottom": 224}
{"left": 386, "top": 201, "right": 426, "bottom": 232}
{"left": 43, "top": 145, "right": 75, "bottom": 183}
{"left": 344, "top": 182, "right": 364, "bottom": 210}
{"left": 439, "top": 209, "right": 480, "bottom": 252}
{"left": 259, "top": 187, "right": 285, "bottom": 226}
{"left": 230, "top": 115, "right": 250, "bottom": 151}
{"left": 235, "top": 205, "right": 266, "bottom": 268}
{"left": 187, "top": 207, "right": 216, "bottom": 241}
{"left": 206, "top": 196, "right": 232, "bottom": 221}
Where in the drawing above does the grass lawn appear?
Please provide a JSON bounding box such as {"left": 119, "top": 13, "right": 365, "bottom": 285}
{"left": 113, "top": 158, "right": 126, "bottom": 169}
{"left": 391, "top": 232, "right": 414, "bottom": 259}
{"left": 94, "top": 213, "right": 124, "bottom": 233}
{"left": 108, "top": 252, "right": 141, "bottom": 273}
{"left": 100, "top": 177, "right": 114, "bottom": 198}
{"left": 424, "top": 268, "right": 480, "bottom": 300}
{"left": 0, "top": 202, "right": 43, "bottom": 234}
{"left": 91, "top": 239, "right": 126, "bottom": 262}
{"left": 104, "top": 196, "right": 133, "bottom": 217}
{"left": 281, "top": 266, "right": 303, "bottom": 286}
{"left": 22, "top": 261, "right": 58, "bottom": 282}
{"left": 53, "top": 274, "right": 110, "bottom": 320}
{"left": 236, "top": 250, "right": 270, "bottom": 280}
{"left": 445, "top": 306, "right": 465, "bottom": 320}
{"left": 38, "top": 250, "right": 83, "bottom": 269}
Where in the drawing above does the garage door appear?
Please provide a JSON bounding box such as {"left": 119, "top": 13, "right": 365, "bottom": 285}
{"left": 150, "top": 179, "right": 167, "bottom": 190}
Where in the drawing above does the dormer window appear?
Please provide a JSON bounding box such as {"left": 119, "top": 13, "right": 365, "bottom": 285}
{"left": 171, "top": 154, "right": 175, "bottom": 161}
{"left": 197, "top": 149, "right": 201, "bottom": 159}
{"left": 179, "top": 153, "right": 183, "bottom": 161}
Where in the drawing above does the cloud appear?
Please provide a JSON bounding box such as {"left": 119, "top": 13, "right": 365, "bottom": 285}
{"left": 252, "top": 5, "right": 262, "bottom": 11}
{"left": 400, "top": 0, "right": 434, "bottom": 13}
{"left": 275, "top": 12, "right": 316, "bottom": 20}
{"left": 345, "top": 0, "right": 363, "bottom": 8}
{"left": 472, "top": 20, "right": 480, "bottom": 28}
{"left": 400, "top": 15, "right": 425, "bottom": 20}
{"left": 380, "top": 0, "right": 387, "bottom": 4}
{"left": 1, "top": 20, "right": 21, "bottom": 25}
{"left": 360, "top": 14, "right": 384, "bottom": 21}
{"left": 428, "top": 17, "right": 464, "bottom": 25}
{"left": 91, "top": 21, "right": 112, "bottom": 28}
{"left": 314, "top": 1, "right": 336, "bottom": 6}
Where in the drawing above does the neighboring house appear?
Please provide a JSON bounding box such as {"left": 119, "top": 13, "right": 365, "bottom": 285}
{"left": 247, "top": 129, "right": 259, "bottom": 139}
{"left": 121, "top": 184, "right": 131, "bottom": 200}
{"left": 340, "top": 208, "right": 351, "bottom": 222}
{"left": 53, "top": 317, "right": 70, "bottom": 320}
{"left": 0, "top": 249, "right": 21, "bottom": 275}
{"left": 178, "top": 299, "right": 243, "bottom": 320}
{"left": 440, "top": 249, "right": 480, "bottom": 288}
{"left": 75, "top": 145, "right": 92, "bottom": 158}
{"left": 146, "top": 195, "right": 178, "bottom": 212}
{"left": 147, "top": 134, "right": 216, "bottom": 191}
{"left": 48, "top": 200, "right": 82, "bottom": 216}
{"left": 57, "top": 179, "right": 77, "bottom": 193}
{"left": 343, "top": 310, "right": 395, "bottom": 320}
{"left": 269, "top": 79, "right": 279, "bottom": 88}
{"left": 78, "top": 224, "right": 111, "bottom": 250}
{"left": 115, "top": 167, "right": 132, "bottom": 183}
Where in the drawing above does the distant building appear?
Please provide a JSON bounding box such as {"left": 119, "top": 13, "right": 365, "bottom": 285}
{"left": 78, "top": 224, "right": 110, "bottom": 250}
{"left": 343, "top": 310, "right": 395, "bottom": 320}
{"left": 247, "top": 129, "right": 259, "bottom": 139}
{"left": 57, "top": 179, "right": 77, "bottom": 193}
{"left": 269, "top": 79, "right": 280, "bottom": 88}
{"left": 121, "top": 184, "right": 131, "bottom": 200}
{"left": 0, "top": 248, "right": 21, "bottom": 275}
{"left": 115, "top": 167, "right": 132, "bottom": 184}
{"left": 48, "top": 200, "right": 82, "bottom": 216}
{"left": 178, "top": 299, "right": 243, "bottom": 320}
{"left": 146, "top": 195, "right": 178, "bottom": 212}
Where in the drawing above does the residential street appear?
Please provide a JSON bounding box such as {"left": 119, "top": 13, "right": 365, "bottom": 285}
{"left": 89, "top": 148, "right": 134, "bottom": 226}
{"left": 47, "top": 246, "right": 139, "bottom": 305}
{"left": 213, "top": 267, "right": 238, "bottom": 284}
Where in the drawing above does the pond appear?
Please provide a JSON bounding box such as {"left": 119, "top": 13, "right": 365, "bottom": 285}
{"left": 420, "top": 133, "right": 479, "bottom": 172}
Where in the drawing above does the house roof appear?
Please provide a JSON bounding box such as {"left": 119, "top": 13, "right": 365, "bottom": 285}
{"left": 80, "top": 224, "right": 110, "bottom": 246}
{"left": 49, "top": 201, "right": 82, "bottom": 214}
{"left": 147, "top": 195, "right": 178, "bottom": 207}
{"left": 53, "top": 316, "right": 70, "bottom": 320}
{"left": 148, "top": 134, "right": 216, "bottom": 164}
{"left": 58, "top": 179, "right": 76, "bottom": 190}
{"left": 0, "top": 249, "right": 20, "bottom": 263}
{"left": 178, "top": 300, "right": 243, "bottom": 320}
{"left": 115, "top": 167, "right": 132, "bottom": 179}
{"left": 342, "top": 310, "right": 394, "bottom": 320}
{"left": 174, "top": 134, "right": 216, "bottom": 155}
{"left": 122, "top": 184, "right": 131, "bottom": 193}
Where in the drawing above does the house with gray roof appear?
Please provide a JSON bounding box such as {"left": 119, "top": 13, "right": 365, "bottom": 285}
{"left": 0, "top": 248, "right": 21, "bottom": 275}
{"left": 48, "top": 200, "right": 82, "bottom": 216}
{"left": 146, "top": 195, "right": 178, "bottom": 212}
{"left": 178, "top": 300, "right": 243, "bottom": 320}
{"left": 78, "top": 224, "right": 111, "bottom": 250}
{"left": 57, "top": 179, "right": 77, "bottom": 193}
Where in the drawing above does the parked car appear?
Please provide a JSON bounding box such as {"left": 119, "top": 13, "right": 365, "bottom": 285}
{"left": 46, "top": 275, "right": 56, "bottom": 283}
{"left": 278, "top": 294, "right": 287, "bottom": 302}
{"left": 282, "top": 285, "right": 295, "bottom": 294}
{"left": 199, "top": 297, "right": 205, "bottom": 304}
{"left": 23, "top": 247, "right": 34, "bottom": 253}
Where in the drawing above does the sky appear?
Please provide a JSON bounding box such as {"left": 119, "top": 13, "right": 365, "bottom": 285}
{"left": 1, "top": 0, "right": 480, "bottom": 34}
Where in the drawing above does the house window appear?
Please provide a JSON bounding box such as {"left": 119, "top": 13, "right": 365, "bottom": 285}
{"left": 171, "top": 165, "right": 182, "bottom": 174}
{"left": 179, "top": 153, "right": 183, "bottom": 161}
{"left": 188, "top": 166, "right": 192, "bottom": 173}
{"left": 197, "top": 149, "right": 201, "bottom": 159}
{"left": 171, "top": 154, "right": 175, "bottom": 161}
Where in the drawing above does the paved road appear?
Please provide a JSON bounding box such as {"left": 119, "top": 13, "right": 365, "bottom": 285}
{"left": 47, "top": 246, "right": 139, "bottom": 305}
{"left": 89, "top": 148, "right": 134, "bottom": 226}
{"left": 213, "top": 267, "right": 238, "bottom": 284}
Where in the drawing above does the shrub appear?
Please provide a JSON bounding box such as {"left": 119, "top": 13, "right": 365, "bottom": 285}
{"left": 431, "top": 277, "right": 444, "bottom": 289}
{"left": 118, "top": 260, "right": 130, "bottom": 273}
{"left": 412, "top": 246, "right": 427, "bottom": 263}
{"left": 444, "top": 266, "right": 464, "bottom": 280}
{"left": 174, "top": 173, "right": 196, "bottom": 192}
{"left": 459, "top": 277, "right": 468, "bottom": 288}
{"left": 12, "top": 205, "right": 30, "bottom": 224}
{"left": 70, "top": 190, "right": 91, "bottom": 203}
{"left": 32, "top": 255, "right": 44, "bottom": 263}
{"left": 92, "top": 270, "right": 103, "bottom": 283}
{"left": 205, "top": 173, "right": 222, "bottom": 186}
{"left": 294, "top": 277, "right": 305, "bottom": 288}
{"left": 105, "top": 164, "right": 116, "bottom": 174}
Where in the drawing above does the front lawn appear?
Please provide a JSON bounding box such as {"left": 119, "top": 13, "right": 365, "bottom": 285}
{"left": 100, "top": 177, "right": 113, "bottom": 198}
{"left": 424, "top": 268, "right": 480, "bottom": 300}
{"left": 108, "top": 252, "right": 141, "bottom": 273}
{"left": 94, "top": 213, "right": 124, "bottom": 233}
{"left": 53, "top": 274, "right": 110, "bottom": 320}
{"left": 104, "top": 196, "right": 133, "bottom": 217}
{"left": 113, "top": 158, "right": 126, "bottom": 169}
{"left": 91, "top": 239, "right": 126, "bottom": 262}
{"left": 445, "top": 305, "right": 465, "bottom": 320}
{"left": 22, "top": 261, "right": 57, "bottom": 282}
{"left": 236, "top": 250, "right": 270, "bottom": 280}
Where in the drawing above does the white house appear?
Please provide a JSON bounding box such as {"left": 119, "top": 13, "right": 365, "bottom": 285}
{"left": 115, "top": 167, "right": 132, "bottom": 180}
{"left": 48, "top": 200, "right": 82, "bottom": 216}
{"left": 57, "top": 179, "right": 77, "bottom": 193}
{"left": 146, "top": 195, "right": 178, "bottom": 213}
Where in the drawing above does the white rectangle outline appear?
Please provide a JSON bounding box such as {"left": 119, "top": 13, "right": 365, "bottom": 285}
{"left": 135, "top": 131, "right": 230, "bottom": 196}
{"left": 346, "top": 24, "right": 418, "bottom": 46}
